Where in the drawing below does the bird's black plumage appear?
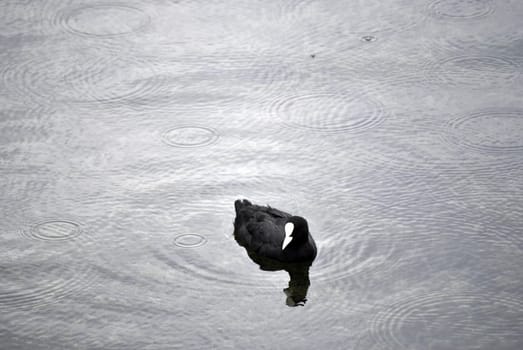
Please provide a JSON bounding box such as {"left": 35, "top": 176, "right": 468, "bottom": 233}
{"left": 233, "top": 199, "right": 317, "bottom": 265}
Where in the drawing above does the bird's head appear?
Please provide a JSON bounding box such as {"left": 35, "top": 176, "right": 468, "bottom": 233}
{"left": 282, "top": 216, "right": 309, "bottom": 250}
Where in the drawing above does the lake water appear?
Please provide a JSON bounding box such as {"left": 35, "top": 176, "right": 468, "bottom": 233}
{"left": 1, "top": 0, "right": 523, "bottom": 349}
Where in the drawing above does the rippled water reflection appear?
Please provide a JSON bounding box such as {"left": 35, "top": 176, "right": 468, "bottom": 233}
{"left": 1, "top": 0, "right": 522, "bottom": 349}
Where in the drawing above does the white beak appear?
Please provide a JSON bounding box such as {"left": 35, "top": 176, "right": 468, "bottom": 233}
{"left": 282, "top": 222, "right": 294, "bottom": 250}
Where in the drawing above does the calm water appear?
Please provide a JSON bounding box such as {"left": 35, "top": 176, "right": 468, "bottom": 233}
{"left": 1, "top": 0, "right": 523, "bottom": 349}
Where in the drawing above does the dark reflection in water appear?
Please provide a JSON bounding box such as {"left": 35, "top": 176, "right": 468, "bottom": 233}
{"left": 244, "top": 249, "right": 311, "bottom": 307}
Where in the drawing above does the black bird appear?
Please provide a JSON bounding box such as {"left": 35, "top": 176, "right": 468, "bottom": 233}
{"left": 233, "top": 199, "right": 317, "bottom": 306}
{"left": 233, "top": 199, "right": 317, "bottom": 265}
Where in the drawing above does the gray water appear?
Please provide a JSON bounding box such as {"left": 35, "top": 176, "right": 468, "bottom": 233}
{"left": 1, "top": 0, "right": 523, "bottom": 349}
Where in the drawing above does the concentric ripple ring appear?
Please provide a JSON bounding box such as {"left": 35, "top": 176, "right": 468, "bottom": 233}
{"left": 29, "top": 220, "right": 81, "bottom": 241}
{"left": 443, "top": 109, "right": 523, "bottom": 154}
{"left": 425, "top": 55, "right": 519, "bottom": 89}
{"left": 174, "top": 234, "right": 208, "bottom": 248}
{"left": 270, "top": 93, "right": 385, "bottom": 133}
{"left": 428, "top": 0, "right": 494, "bottom": 19}
{"left": 371, "top": 292, "right": 523, "bottom": 349}
{"left": 59, "top": 3, "right": 151, "bottom": 37}
{"left": 162, "top": 126, "right": 220, "bottom": 148}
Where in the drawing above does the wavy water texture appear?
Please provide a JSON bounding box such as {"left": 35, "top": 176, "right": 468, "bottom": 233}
{"left": 428, "top": 0, "right": 494, "bottom": 20}
{"left": 1, "top": 48, "right": 166, "bottom": 106}
{"left": 1, "top": 219, "right": 97, "bottom": 310}
{"left": 57, "top": 3, "right": 151, "bottom": 37}
{"left": 270, "top": 92, "right": 386, "bottom": 133}
{"left": 424, "top": 55, "right": 520, "bottom": 89}
{"left": 1, "top": 0, "right": 523, "bottom": 349}
{"left": 371, "top": 292, "right": 523, "bottom": 349}
{"left": 442, "top": 108, "right": 523, "bottom": 154}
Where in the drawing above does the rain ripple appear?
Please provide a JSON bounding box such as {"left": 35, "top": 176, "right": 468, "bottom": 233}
{"left": 312, "top": 219, "right": 399, "bottom": 284}
{"left": 139, "top": 194, "right": 296, "bottom": 291}
{"left": 370, "top": 292, "right": 523, "bottom": 349}
{"left": 424, "top": 55, "right": 520, "bottom": 89}
{"left": 442, "top": 108, "right": 523, "bottom": 154}
{"left": 150, "top": 235, "right": 277, "bottom": 290}
{"left": 56, "top": 3, "right": 151, "bottom": 37}
{"left": 119, "top": 163, "right": 394, "bottom": 293}
{"left": 174, "top": 234, "right": 208, "bottom": 248}
{"left": 269, "top": 92, "right": 385, "bottom": 133}
{"left": 428, "top": 0, "right": 494, "bottom": 20}
{"left": 161, "top": 126, "right": 220, "bottom": 148}
{"left": 0, "top": 219, "right": 97, "bottom": 309}
{"left": 0, "top": 260, "right": 94, "bottom": 310}
{"left": 421, "top": 3, "right": 523, "bottom": 56}
{"left": 20, "top": 219, "right": 82, "bottom": 242}
{"left": 149, "top": 221, "right": 398, "bottom": 292}
{"left": 117, "top": 52, "right": 305, "bottom": 112}
{"left": 1, "top": 49, "right": 164, "bottom": 107}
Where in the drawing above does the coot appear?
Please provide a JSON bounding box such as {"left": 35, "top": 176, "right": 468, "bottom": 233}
{"left": 233, "top": 199, "right": 317, "bottom": 264}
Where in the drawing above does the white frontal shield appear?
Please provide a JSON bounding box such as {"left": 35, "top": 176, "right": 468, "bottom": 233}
{"left": 282, "top": 222, "right": 294, "bottom": 250}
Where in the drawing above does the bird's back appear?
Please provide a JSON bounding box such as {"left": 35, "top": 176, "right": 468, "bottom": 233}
{"left": 233, "top": 199, "right": 290, "bottom": 260}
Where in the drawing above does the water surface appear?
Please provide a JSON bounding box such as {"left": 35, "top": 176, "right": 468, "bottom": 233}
{"left": 1, "top": 0, "right": 523, "bottom": 349}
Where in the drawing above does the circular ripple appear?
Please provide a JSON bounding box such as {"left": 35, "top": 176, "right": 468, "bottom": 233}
{"left": 2, "top": 50, "right": 163, "bottom": 105}
{"left": 151, "top": 240, "right": 275, "bottom": 290}
{"left": 428, "top": 0, "right": 494, "bottom": 19}
{"left": 2, "top": 221, "right": 96, "bottom": 309}
{"left": 443, "top": 109, "right": 523, "bottom": 154}
{"left": 119, "top": 171, "right": 402, "bottom": 296}
{"left": 0, "top": 258, "right": 96, "bottom": 310}
{"left": 174, "top": 234, "right": 207, "bottom": 248}
{"left": 159, "top": 229, "right": 396, "bottom": 291}
{"left": 28, "top": 220, "right": 81, "bottom": 241}
{"left": 105, "top": 49, "right": 306, "bottom": 112}
{"left": 19, "top": 218, "right": 85, "bottom": 242}
{"left": 151, "top": 206, "right": 399, "bottom": 291}
{"left": 421, "top": 2, "right": 523, "bottom": 56}
{"left": 425, "top": 56, "right": 520, "bottom": 89}
{"left": 59, "top": 3, "right": 151, "bottom": 37}
{"left": 313, "top": 228, "right": 398, "bottom": 284}
{"left": 270, "top": 93, "right": 385, "bottom": 133}
{"left": 371, "top": 292, "right": 523, "bottom": 349}
{"left": 162, "top": 126, "right": 219, "bottom": 148}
